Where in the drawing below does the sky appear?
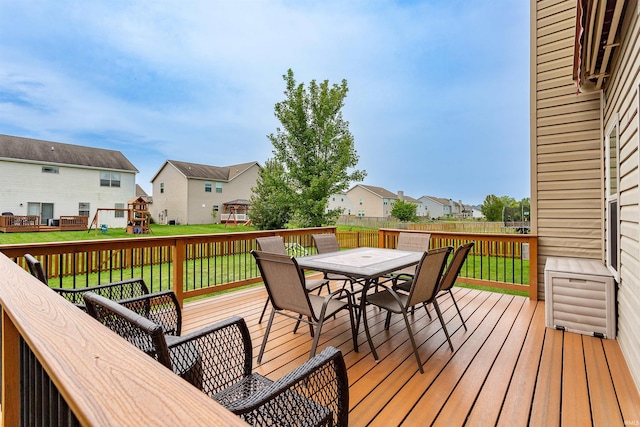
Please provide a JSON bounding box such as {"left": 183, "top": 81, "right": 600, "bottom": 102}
{"left": 0, "top": 0, "right": 530, "bottom": 206}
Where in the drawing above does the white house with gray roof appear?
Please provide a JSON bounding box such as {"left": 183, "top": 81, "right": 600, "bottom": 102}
{"left": 0, "top": 134, "right": 138, "bottom": 228}
{"left": 150, "top": 160, "right": 260, "bottom": 224}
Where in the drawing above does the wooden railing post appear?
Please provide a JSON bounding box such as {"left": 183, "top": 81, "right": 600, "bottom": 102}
{"left": 529, "top": 236, "right": 538, "bottom": 301}
{"left": 2, "top": 309, "right": 20, "bottom": 426}
{"left": 173, "top": 239, "right": 185, "bottom": 307}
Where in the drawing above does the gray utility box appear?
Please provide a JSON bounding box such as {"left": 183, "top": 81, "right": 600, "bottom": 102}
{"left": 544, "top": 257, "right": 616, "bottom": 339}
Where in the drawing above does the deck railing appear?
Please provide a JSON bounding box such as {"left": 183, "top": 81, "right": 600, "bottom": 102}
{"left": 0, "top": 227, "right": 537, "bottom": 306}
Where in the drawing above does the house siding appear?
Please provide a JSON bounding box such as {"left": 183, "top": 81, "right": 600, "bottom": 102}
{"left": 533, "top": 0, "right": 640, "bottom": 391}
{"left": 600, "top": 0, "right": 640, "bottom": 391}
{"left": 150, "top": 164, "right": 189, "bottom": 224}
{"left": 532, "top": 0, "right": 604, "bottom": 301}
{"left": 0, "top": 159, "right": 135, "bottom": 228}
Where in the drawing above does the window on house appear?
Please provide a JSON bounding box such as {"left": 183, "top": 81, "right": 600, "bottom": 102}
{"left": 160, "top": 183, "right": 164, "bottom": 194}
{"left": 79, "top": 202, "right": 90, "bottom": 217}
{"left": 115, "top": 203, "right": 125, "bottom": 218}
{"left": 205, "top": 182, "right": 212, "bottom": 193}
{"left": 605, "top": 116, "right": 620, "bottom": 278}
{"left": 100, "top": 172, "right": 121, "bottom": 187}
{"left": 359, "top": 199, "right": 363, "bottom": 205}
{"left": 42, "top": 166, "right": 59, "bottom": 174}
{"left": 213, "top": 205, "right": 219, "bottom": 212}
{"left": 216, "top": 182, "right": 223, "bottom": 193}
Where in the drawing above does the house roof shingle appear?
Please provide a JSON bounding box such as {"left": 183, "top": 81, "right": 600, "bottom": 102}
{"left": 0, "top": 134, "right": 138, "bottom": 172}
{"left": 165, "top": 160, "right": 258, "bottom": 182}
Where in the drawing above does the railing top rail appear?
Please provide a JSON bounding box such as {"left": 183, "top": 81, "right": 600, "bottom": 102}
{"left": 0, "top": 227, "right": 338, "bottom": 257}
{"left": 0, "top": 252, "right": 246, "bottom": 426}
{"left": 379, "top": 228, "right": 536, "bottom": 242}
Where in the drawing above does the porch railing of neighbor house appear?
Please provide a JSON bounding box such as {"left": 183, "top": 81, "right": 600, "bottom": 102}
{"left": 1, "top": 227, "right": 537, "bottom": 306}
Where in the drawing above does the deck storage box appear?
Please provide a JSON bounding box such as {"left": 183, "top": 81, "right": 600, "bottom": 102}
{"left": 544, "top": 257, "right": 616, "bottom": 339}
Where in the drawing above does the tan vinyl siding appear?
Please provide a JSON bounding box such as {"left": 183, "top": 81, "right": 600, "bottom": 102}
{"left": 599, "top": 0, "right": 640, "bottom": 390}
{"left": 532, "top": 0, "right": 604, "bottom": 300}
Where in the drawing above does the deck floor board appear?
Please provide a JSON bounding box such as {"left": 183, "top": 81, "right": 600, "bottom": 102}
{"left": 181, "top": 284, "right": 640, "bottom": 426}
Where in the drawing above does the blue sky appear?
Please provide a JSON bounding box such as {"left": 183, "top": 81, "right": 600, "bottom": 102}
{"left": 0, "top": 0, "right": 529, "bottom": 205}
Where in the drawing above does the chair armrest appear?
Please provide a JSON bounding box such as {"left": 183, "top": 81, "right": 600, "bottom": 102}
{"left": 54, "top": 278, "right": 149, "bottom": 308}
{"left": 229, "top": 347, "right": 349, "bottom": 427}
{"left": 165, "top": 316, "right": 253, "bottom": 396}
{"left": 117, "top": 290, "right": 182, "bottom": 336}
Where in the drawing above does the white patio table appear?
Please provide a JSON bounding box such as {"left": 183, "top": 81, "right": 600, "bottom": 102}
{"left": 296, "top": 247, "right": 423, "bottom": 361}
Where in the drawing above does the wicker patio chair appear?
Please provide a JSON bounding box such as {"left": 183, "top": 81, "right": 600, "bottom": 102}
{"left": 83, "top": 292, "right": 349, "bottom": 427}
{"left": 311, "top": 233, "right": 363, "bottom": 293}
{"left": 251, "top": 250, "right": 359, "bottom": 363}
{"left": 364, "top": 246, "right": 453, "bottom": 373}
{"left": 24, "top": 253, "right": 149, "bottom": 309}
{"left": 256, "top": 236, "right": 330, "bottom": 323}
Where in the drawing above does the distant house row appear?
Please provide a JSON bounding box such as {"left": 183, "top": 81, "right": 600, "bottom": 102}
{"left": 0, "top": 134, "right": 260, "bottom": 228}
{"left": 328, "top": 185, "right": 482, "bottom": 220}
{"left": 0, "top": 134, "right": 480, "bottom": 228}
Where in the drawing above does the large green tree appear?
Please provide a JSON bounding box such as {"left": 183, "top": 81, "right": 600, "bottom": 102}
{"left": 266, "top": 69, "right": 366, "bottom": 227}
{"left": 480, "top": 194, "right": 505, "bottom": 221}
{"left": 391, "top": 200, "right": 418, "bottom": 222}
{"left": 249, "top": 159, "right": 294, "bottom": 230}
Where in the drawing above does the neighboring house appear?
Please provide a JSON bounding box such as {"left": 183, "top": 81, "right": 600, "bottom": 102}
{"left": 419, "top": 196, "right": 465, "bottom": 219}
{"left": 532, "top": 0, "right": 640, "bottom": 389}
{"left": 398, "top": 192, "right": 425, "bottom": 218}
{"left": 0, "top": 134, "right": 138, "bottom": 228}
{"left": 327, "top": 192, "right": 355, "bottom": 216}
{"left": 345, "top": 185, "right": 411, "bottom": 218}
{"left": 150, "top": 160, "right": 260, "bottom": 224}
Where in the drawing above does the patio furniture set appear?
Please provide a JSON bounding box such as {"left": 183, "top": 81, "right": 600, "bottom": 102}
{"left": 23, "top": 232, "right": 472, "bottom": 426}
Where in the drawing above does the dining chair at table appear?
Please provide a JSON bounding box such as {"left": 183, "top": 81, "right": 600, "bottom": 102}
{"left": 84, "top": 292, "right": 349, "bottom": 427}
{"left": 363, "top": 246, "right": 453, "bottom": 373}
{"left": 256, "top": 236, "right": 330, "bottom": 323}
{"left": 311, "top": 233, "right": 363, "bottom": 293}
{"left": 385, "top": 232, "right": 431, "bottom": 284}
{"left": 251, "top": 250, "right": 359, "bottom": 363}
{"left": 435, "top": 242, "right": 474, "bottom": 331}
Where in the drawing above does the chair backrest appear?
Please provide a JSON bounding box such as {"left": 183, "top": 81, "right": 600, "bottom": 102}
{"left": 251, "top": 250, "right": 314, "bottom": 319}
{"left": 396, "top": 232, "right": 431, "bottom": 252}
{"left": 84, "top": 291, "right": 173, "bottom": 369}
{"left": 406, "top": 246, "right": 453, "bottom": 308}
{"left": 439, "top": 242, "right": 475, "bottom": 292}
{"left": 256, "top": 236, "right": 288, "bottom": 255}
{"left": 25, "top": 254, "right": 48, "bottom": 285}
{"left": 312, "top": 233, "right": 340, "bottom": 254}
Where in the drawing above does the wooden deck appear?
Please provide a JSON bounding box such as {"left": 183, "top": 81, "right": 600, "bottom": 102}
{"left": 181, "top": 281, "right": 640, "bottom": 426}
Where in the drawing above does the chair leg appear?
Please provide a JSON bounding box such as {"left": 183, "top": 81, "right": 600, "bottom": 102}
{"left": 449, "top": 290, "right": 467, "bottom": 330}
{"left": 258, "top": 297, "right": 270, "bottom": 323}
{"left": 401, "top": 308, "right": 424, "bottom": 374}
{"left": 257, "top": 310, "right": 276, "bottom": 363}
{"left": 347, "top": 297, "right": 359, "bottom": 352}
{"left": 422, "top": 302, "right": 432, "bottom": 320}
{"left": 384, "top": 310, "right": 392, "bottom": 330}
{"left": 433, "top": 300, "right": 454, "bottom": 351}
{"left": 309, "top": 318, "right": 325, "bottom": 359}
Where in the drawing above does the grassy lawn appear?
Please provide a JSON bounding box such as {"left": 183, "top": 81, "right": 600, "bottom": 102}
{"left": 0, "top": 223, "right": 258, "bottom": 244}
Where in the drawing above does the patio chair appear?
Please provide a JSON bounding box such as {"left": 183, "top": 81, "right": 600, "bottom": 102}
{"left": 251, "top": 250, "right": 358, "bottom": 363}
{"left": 435, "top": 242, "right": 474, "bottom": 331}
{"left": 385, "top": 232, "right": 431, "bottom": 284}
{"left": 311, "top": 233, "right": 363, "bottom": 293}
{"left": 364, "top": 246, "right": 453, "bottom": 373}
{"left": 256, "top": 236, "right": 330, "bottom": 323}
{"left": 24, "top": 253, "right": 149, "bottom": 309}
{"left": 83, "top": 292, "right": 349, "bottom": 427}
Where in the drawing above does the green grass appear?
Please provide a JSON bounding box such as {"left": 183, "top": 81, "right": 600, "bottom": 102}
{"left": 0, "top": 223, "right": 257, "bottom": 244}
